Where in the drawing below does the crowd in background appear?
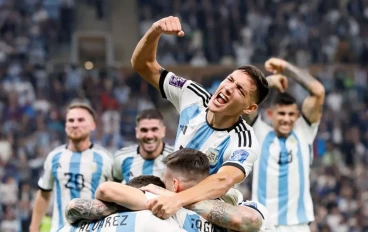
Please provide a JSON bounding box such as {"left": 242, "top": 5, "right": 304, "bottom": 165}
{"left": 0, "top": 0, "right": 368, "bottom": 231}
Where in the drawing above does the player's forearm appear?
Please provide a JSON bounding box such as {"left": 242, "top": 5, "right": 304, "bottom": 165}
{"left": 96, "top": 182, "right": 147, "bottom": 210}
{"left": 65, "top": 199, "right": 121, "bottom": 224}
{"left": 30, "top": 191, "right": 51, "bottom": 229}
{"left": 131, "top": 26, "right": 161, "bottom": 72}
{"left": 188, "top": 200, "right": 262, "bottom": 232}
{"left": 283, "top": 62, "right": 325, "bottom": 97}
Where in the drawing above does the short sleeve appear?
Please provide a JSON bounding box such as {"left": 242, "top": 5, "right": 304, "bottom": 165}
{"left": 159, "top": 70, "right": 211, "bottom": 112}
{"left": 38, "top": 153, "right": 54, "bottom": 191}
{"left": 294, "top": 115, "right": 320, "bottom": 144}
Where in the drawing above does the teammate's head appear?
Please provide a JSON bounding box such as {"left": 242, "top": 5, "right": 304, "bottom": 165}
{"left": 135, "top": 109, "right": 166, "bottom": 158}
{"left": 65, "top": 101, "right": 96, "bottom": 142}
{"left": 268, "top": 92, "right": 299, "bottom": 137}
{"left": 208, "top": 65, "right": 269, "bottom": 117}
{"left": 127, "top": 175, "right": 165, "bottom": 188}
{"left": 163, "top": 148, "right": 209, "bottom": 193}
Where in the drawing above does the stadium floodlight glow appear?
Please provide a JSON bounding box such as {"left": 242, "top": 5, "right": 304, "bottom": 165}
{"left": 84, "top": 61, "right": 94, "bottom": 70}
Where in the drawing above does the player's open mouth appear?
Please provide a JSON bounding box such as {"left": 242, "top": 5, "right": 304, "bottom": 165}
{"left": 215, "top": 92, "right": 228, "bottom": 105}
{"left": 144, "top": 139, "right": 156, "bottom": 144}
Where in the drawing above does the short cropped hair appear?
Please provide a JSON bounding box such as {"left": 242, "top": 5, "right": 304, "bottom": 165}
{"left": 237, "top": 65, "right": 269, "bottom": 105}
{"left": 136, "top": 109, "right": 164, "bottom": 125}
{"left": 164, "top": 148, "right": 209, "bottom": 181}
{"left": 67, "top": 101, "right": 96, "bottom": 122}
{"left": 272, "top": 92, "right": 297, "bottom": 106}
{"left": 127, "top": 175, "right": 165, "bottom": 188}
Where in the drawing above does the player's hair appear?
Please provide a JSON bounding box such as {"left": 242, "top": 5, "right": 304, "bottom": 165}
{"left": 136, "top": 109, "right": 164, "bottom": 124}
{"left": 272, "top": 92, "right": 297, "bottom": 106}
{"left": 164, "top": 148, "right": 209, "bottom": 181}
{"left": 67, "top": 100, "right": 97, "bottom": 122}
{"left": 127, "top": 175, "right": 165, "bottom": 188}
{"left": 237, "top": 65, "right": 269, "bottom": 104}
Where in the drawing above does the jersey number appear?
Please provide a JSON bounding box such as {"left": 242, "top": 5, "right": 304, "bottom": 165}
{"left": 64, "top": 173, "right": 85, "bottom": 190}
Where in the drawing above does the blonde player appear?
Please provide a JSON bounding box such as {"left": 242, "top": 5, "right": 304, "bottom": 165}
{"left": 29, "top": 102, "right": 113, "bottom": 232}
{"left": 113, "top": 109, "right": 173, "bottom": 183}
{"left": 244, "top": 58, "right": 325, "bottom": 232}
{"left": 131, "top": 15, "right": 269, "bottom": 219}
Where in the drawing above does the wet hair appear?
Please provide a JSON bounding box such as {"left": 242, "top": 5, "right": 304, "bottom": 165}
{"left": 237, "top": 65, "right": 269, "bottom": 104}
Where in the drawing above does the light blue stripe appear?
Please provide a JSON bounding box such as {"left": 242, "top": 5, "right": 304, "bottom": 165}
{"left": 257, "top": 132, "right": 276, "bottom": 206}
{"left": 278, "top": 137, "right": 289, "bottom": 225}
{"left": 176, "top": 105, "right": 201, "bottom": 143}
{"left": 68, "top": 225, "right": 78, "bottom": 232}
{"left": 186, "top": 123, "right": 214, "bottom": 150}
{"left": 91, "top": 152, "right": 103, "bottom": 198}
{"left": 122, "top": 157, "right": 134, "bottom": 183}
{"left": 116, "top": 212, "right": 137, "bottom": 231}
{"left": 51, "top": 152, "right": 63, "bottom": 229}
{"left": 69, "top": 152, "right": 82, "bottom": 200}
{"left": 209, "top": 136, "right": 230, "bottom": 174}
{"left": 183, "top": 213, "right": 201, "bottom": 232}
{"left": 293, "top": 132, "right": 308, "bottom": 223}
{"left": 142, "top": 160, "right": 155, "bottom": 175}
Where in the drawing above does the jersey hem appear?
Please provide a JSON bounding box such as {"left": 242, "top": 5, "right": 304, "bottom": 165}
{"left": 159, "top": 69, "right": 169, "bottom": 99}
{"left": 222, "top": 162, "right": 246, "bottom": 174}
{"left": 38, "top": 186, "right": 53, "bottom": 192}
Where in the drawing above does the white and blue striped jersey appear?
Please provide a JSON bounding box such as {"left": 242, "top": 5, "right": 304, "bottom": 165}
{"left": 59, "top": 211, "right": 186, "bottom": 232}
{"left": 38, "top": 144, "right": 113, "bottom": 232}
{"left": 113, "top": 144, "right": 174, "bottom": 183}
{"left": 159, "top": 70, "right": 260, "bottom": 178}
{"left": 251, "top": 115, "right": 319, "bottom": 226}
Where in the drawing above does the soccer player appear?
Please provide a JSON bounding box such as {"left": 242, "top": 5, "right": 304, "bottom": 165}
{"left": 29, "top": 102, "right": 113, "bottom": 232}
{"left": 244, "top": 58, "right": 325, "bottom": 232}
{"left": 113, "top": 109, "right": 174, "bottom": 183}
{"left": 131, "top": 16, "right": 269, "bottom": 218}
{"left": 64, "top": 149, "right": 275, "bottom": 232}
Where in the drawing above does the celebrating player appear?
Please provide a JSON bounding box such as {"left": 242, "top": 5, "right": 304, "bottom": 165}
{"left": 130, "top": 16, "right": 269, "bottom": 219}
{"left": 29, "top": 101, "right": 113, "bottom": 232}
{"left": 244, "top": 58, "right": 325, "bottom": 232}
{"left": 113, "top": 109, "right": 173, "bottom": 183}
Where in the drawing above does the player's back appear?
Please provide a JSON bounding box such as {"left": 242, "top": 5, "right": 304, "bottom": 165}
{"left": 113, "top": 144, "right": 174, "bottom": 183}
{"left": 251, "top": 116, "right": 317, "bottom": 225}
{"left": 38, "top": 144, "right": 113, "bottom": 232}
{"left": 60, "top": 211, "right": 186, "bottom": 232}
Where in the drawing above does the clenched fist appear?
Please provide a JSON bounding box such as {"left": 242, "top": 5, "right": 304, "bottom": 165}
{"left": 265, "top": 58, "right": 288, "bottom": 74}
{"left": 152, "top": 16, "right": 185, "bottom": 37}
{"left": 266, "top": 74, "right": 288, "bottom": 93}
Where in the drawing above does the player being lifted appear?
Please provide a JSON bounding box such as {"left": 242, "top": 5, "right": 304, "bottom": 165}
{"left": 113, "top": 109, "right": 173, "bottom": 183}
{"left": 29, "top": 101, "right": 113, "bottom": 232}
{"left": 244, "top": 58, "right": 325, "bottom": 232}
{"left": 131, "top": 16, "right": 269, "bottom": 218}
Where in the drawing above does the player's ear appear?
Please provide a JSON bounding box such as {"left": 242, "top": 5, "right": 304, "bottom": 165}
{"left": 267, "top": 108, "right": 273, "bottom": 120}
{"left": 161, "top": 125, "right": 166, "bottom": 137}
{"left": 173, "top": 178, "right": 180, "bottom": 193}
{"left": 243, "top": 103, "right": 257, "bottom": 115}
{"left": 135, "top": 127, "right": 139, "bottom": 139}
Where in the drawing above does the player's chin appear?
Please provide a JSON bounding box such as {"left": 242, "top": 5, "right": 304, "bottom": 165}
{"left": 208, "top": 101, "right": 225, "bottom": 112}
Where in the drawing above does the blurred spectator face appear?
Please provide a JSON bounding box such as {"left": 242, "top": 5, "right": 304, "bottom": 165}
{"left": 65, "top": 108, "right": 95, "bottom": 142}
{"left": 207, "top": 70, "right": 257, "bottom": 116}
{"left": 267, "top": 103, "right": 299, "bottom": 137}
{"left": 135, "top": 119, "right": 165, "bottom": 155}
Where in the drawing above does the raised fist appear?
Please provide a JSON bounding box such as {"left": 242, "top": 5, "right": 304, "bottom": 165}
{"left": 266, "top": 74, "right": 288, "bottom": 93}
{"left": 265, "top": 58, "right": 288, "bottom": 74}
{"left": 152, "top": 16, "right": 185, "bottom": 37}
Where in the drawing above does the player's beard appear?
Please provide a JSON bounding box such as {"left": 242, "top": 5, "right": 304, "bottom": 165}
{"left": 67, "top": 131, "right": 90, "bottom": 143}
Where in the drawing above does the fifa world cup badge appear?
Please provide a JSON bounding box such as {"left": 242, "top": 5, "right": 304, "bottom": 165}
{"left": 206, "top": 147, "right": 219, "bottom": 165}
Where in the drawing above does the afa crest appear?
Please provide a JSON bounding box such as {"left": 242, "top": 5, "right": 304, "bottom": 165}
{"left": 206, "top": 147, "right": 219, "bottom": 165}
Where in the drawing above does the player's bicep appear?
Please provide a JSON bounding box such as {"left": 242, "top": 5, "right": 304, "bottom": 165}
{"left": 135, "top": 61, "right": 162, "bottom": 90}
{"left": 217, "top": 166, "right": 245, "bottom": 185}
{"left": 301, "top": 94, "right": 324, "bottom": 124}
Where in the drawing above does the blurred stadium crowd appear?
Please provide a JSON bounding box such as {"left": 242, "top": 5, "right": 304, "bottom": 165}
{"left": 0, "top": 0, "right": 367, "bottom": 231}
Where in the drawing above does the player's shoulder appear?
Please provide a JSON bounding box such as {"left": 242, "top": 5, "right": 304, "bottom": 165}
{"left": 163, "top": 143, "right": 174, "bottom": 155}
{"left": 47, "top": 144, "right": 67, "bottom": 157}
{"left": 114, "top": 145, "right": 139, "bottom": 159}
{"left": 91, "top": 144, "right": 113, "bottom": 158}
{"left": 228, "top": 119, "right": 257, "bottom": 148}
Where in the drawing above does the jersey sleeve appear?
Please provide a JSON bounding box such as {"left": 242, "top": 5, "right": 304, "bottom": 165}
{"left": 223, "top": 129, "right": 260, "bottom": 180}
{"left": 112, "top": 152, "right": 124, "bottom": 182}
{"left": 239, "top": 201, "right": 276, "bottom": 232}
{"left": 103, "top": 154, "right": 114, "bottom": 181}
{"left": 294, "top": 114, "right": 320, "bottom": 144}
{"left": 37, "top": 153, "right": 54, "bottom": 191}
{"left": 251, "top": 115, "right": 273, "bottom": 139}
{"left": 159, "top": 70, "right": 211, "bottom": 112}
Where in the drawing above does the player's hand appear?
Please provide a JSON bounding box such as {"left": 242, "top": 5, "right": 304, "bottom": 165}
{"left": 266, "top": 74, "right": 288, "bottom": 93}
{"left": 147, "top": 195, "right": 182, "bottom": 219}
{"left": 152, "top": 16, "right": 185, "bottom": 37}
{"left": 29, "top": 225, "right": 39, "bottom": 232}
{"left": 140, "top": 184, "right": 175, "bottom": 196}
{"left": 265, "top": 57, "right": 288, "bottom": 74}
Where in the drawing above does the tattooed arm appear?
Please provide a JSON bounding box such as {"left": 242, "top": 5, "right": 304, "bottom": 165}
{"left": 187, "top": 200, "right": 262, "bottom": 232}
{"left": 265, "top": 58, "right": 325, "bottom": 123}
{"left": 65, "top": 199, "right": 127, "bottom": 224}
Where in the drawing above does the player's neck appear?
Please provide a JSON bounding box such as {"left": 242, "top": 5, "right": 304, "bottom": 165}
{"left": 139, "top": 142, "right": 163, "bottom": 160}
{"left": 68, "top": 139, "right": 92, "bottom": 152}
{"left": 206, "top": 111, "right": 240, "bottom": 129}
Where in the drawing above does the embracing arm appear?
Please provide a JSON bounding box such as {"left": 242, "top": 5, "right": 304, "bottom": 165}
{"left": 188, "top": 200, "right": 262, "bottom": 232}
